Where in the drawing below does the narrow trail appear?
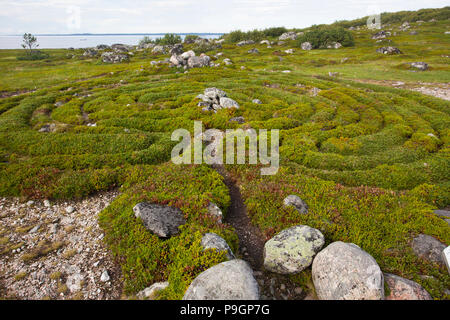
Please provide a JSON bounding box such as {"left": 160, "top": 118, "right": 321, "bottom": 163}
{"left": 213, "top": 164, "right": 266, "bottom": 270}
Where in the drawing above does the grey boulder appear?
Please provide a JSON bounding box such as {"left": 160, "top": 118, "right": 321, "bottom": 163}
{"left": 264, "top": 225, "right": 325, "bottom": 274}
{"left": 207, "top": 202, "right": 223, "bottom": 222}
{"left": 133, "top": 202, "right": 186, "bottom": 238}
{"left": 301, "top": 42, "right": 312, "bottom": 50}
{"left": 279, "top": 32, "right": 298, "bottom": 41}
{"left": 312, "top": 241, "right": 385, "bottom": 300}
{"left": 201, "top": 233, "right": 235, "bottom": 260}
{"left": 183, "top": 259, "right": 259, "bottom": 300}
{"left": 411, "top": 234, "right": 446, "bottom": 267}
{"left": 137, "top": 281, "right": 169, "bottom": 300}
{"left": 410, "top": 62, "right": 428, "bottom": 71}
{"left": 283, "top": 195, "right": 308, "bottom": 214}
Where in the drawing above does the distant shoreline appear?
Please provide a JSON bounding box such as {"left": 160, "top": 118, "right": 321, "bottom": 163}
{"left": 0, "top": 33, "right": 224, "bottom": 37}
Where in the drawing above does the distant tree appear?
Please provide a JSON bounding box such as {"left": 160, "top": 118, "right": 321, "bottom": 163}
{"left": 21, "top": 33, "right": 39, "bottom": 55}
{"left": 139, "top": 36, "right": 154, "bottom": 47}
{"left": 154, "top": 34, "right": 182, "bottom": 46}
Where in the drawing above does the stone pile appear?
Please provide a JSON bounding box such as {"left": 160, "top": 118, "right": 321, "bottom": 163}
{"left": 196, "top": 87, "right": 240, "bottom": 112}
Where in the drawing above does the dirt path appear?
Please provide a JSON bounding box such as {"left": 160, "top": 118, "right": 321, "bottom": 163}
{"left": 213, "top": 164, "right": 266, "bottom": 269}
{"left": 349, "top": 78, "right": 450, "bottom": 101}
{"left": 213, "top": 164, "right": 311, "bottom": 300}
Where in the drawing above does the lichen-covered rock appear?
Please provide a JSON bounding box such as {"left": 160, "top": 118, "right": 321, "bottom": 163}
{"left": 411, "top": 234, "right": 446, "bottom": 267}
{"left": 283, "top": 195, "right": 308, "bottom": 214}
{"left": 133, "top": 202, "right": 186, "bottom": 238}
{"left": 312, "top": 241, "right": 384, "bottom": 300}
{"left": 201, "top": 233, "right": 235, "bottom": 260}
{"left": 137, "top": 281, "right": 169, "bottom": 300}
{"left": 384, "top": 273, "right": 432, "bottom": 300}
{"left": 264, "top": 225, "right": 325, "bottom": 274}
{"left": 183, "top": 260, "right": 259, "bottom": 300}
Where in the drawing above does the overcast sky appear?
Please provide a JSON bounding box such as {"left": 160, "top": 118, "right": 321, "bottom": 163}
{"left": 0, "top": 0, "right": 448, "bottom": 35}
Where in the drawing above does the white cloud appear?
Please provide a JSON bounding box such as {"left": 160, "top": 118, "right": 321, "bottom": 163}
{"left": 0, "top": 0, "right": 448, "bottom": 34}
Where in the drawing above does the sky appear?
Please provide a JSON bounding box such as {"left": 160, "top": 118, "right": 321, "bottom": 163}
{"left": 0, "top": 0, "right": 448, "bottom": 35}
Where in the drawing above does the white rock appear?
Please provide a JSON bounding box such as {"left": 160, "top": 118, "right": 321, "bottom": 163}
{"left": 100, "top": 270, "right": 110, "bottom": 282}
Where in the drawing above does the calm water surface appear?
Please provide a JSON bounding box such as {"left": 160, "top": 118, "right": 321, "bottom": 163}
{"left": 0, "top": 34, "right": 222, "bottom": 49}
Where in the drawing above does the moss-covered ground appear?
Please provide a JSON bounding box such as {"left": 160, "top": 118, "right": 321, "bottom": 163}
{"left": 0, "top": 17, "right": 449, "bottom": 299}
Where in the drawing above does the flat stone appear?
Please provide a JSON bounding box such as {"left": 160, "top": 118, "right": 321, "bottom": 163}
{"left": 201, "top": 233, "right": 235, "bottom": 260}
{"left": 183, "top": 260, "right": 259, "bottom": 300}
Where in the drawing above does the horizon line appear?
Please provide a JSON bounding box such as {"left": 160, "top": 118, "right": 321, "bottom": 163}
{"left": 0, "top": 32, "right": 225, "bottom": 37}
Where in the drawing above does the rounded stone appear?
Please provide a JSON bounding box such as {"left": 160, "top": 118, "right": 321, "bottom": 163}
{"left": 384, "top": 273, "right": 432, "bottom": 300}
{"left": 263, "top": 225, "right": 324, "bottom": 274}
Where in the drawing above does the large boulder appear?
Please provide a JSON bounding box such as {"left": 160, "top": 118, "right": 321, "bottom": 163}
{"left": 279, "top": 32, "right": 298, "bottom": 41}
{"left": 263, "top": 225, "right": 324, "bottom": 274}
{"left": 201, "top": 233, "right": 235, "bottom": 260}
{"left": 312, "top": 241, "right": 385, "bottom": 300}
{"left": 384, "top": 273, "right": 432, "bottom": 300}
{"left": 187, "top": 55, "right": 210, "bottom": 68}
{"left": 372, "top": 30, "right": 390, "bottom": 39}
{"left": 183, "top": 260, "right": 259, "bottom": 300}
{"left": 133, "top": 202, "right": 186, "bottom": 238}
{"left": 283, "top": 195, "right": 308, "bottom": 214}
{"left": 411, "top": 234, "right": 446, "bottom": 267}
